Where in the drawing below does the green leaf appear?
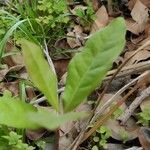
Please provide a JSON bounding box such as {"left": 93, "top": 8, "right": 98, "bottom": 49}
{"left": 0, "top": 92, "right": 39, "bottom": 129}
{"left": 28, "top": 108, "right": 87, "bottom": 130}
{"left": 63, "top": 17, "right": 126, "bottom": 112}
{"left": 0, "top": 19, "right": 26, "bottom": 62}
{"left": 19, "top": 39, "right": 59, "bottom": 111}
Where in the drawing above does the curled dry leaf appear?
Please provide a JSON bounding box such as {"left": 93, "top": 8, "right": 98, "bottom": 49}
{"left": 91, "top": 5, "right": 109, "bottom": 33}
{"left": 125, "top": 19, "right": 147, "bottom": 35}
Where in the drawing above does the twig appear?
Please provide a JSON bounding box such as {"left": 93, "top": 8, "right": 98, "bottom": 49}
{"left": 91, "top": 71, "right": 150, "bottom": 123}
{"left": 95, "top": 40, "right": 150, "bottom": 112}
{"left": 108, "top": 0, "right": 113, "bottom": 15}
{"left": 44, "top": 39, "right": 56, "bottom": 75}
{"left": 82, "top": 84, "right": 139, "bottom": 143}
{"left": 118, "top": 86, "right": 150, "bottom": 125}
{"left": 30, "top": 87, "right": 65, "bottom": 104}
{"left": 105, "top": 61, "right": 150, "bottom": 81}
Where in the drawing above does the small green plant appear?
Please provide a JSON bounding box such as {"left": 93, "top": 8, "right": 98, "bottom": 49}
{"left": 92, "top": 125, "right": 112, "bottom": 149}
{"left": 0, "top": 0, "right": 70, "bottom": 48}
{"left": 36, "top": 0, "right": 69, "bottom": 27}
{"left": 2, "top": 131, "right": 35, "bottom": 150}
{"left": 75, "top": 3, "right": 95, "bottom": 28}
{"left": 0, "top": 17, "right": 126, "bottom": 136}
{"left": 35, "top": 141, "right": 46, "bottom": 150}
{"left": 137, "top": 109, "right": 150, "bottom": 127}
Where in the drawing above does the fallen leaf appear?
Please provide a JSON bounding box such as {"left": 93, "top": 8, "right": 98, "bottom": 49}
{"left": 124, "top": 50, "right": 150, "bottom": 65}
{"left": 92, "top": 0, "right": 101, "bottom": 11}
{"left": 0, "top": 65, "right": 8, "bottom": 81}
{"left": 26, "top": 129, "right": 46, "bottom": 140}
{"left": 0, "top": 81, "right": 19, "bottom": 96}
{"left": 128, "top": 0, "right": 150, "bottom": 10}
{"left": 26, "top": 87, "right": 36, "bottom": 101}
{"left": 125, "top": 19, "right": 147, "bottom": 35}
{"left": 53, "top": 59, "right": 70, "bottom": 79}
{"left": 131, "top": 0, "right": 149, "bottom": 24}
{"left": 91, "top": 5, "right": 109, "bottom": 33}
{"left": 4, "top": 42, "right": 24, "bottom": 67}
{"left": 105, "top": 118, "right": 140, "bottom": 141}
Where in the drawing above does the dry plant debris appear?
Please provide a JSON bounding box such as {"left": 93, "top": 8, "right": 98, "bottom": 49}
{"left": 0, "top": 0, "right": 150, "bottom": 150}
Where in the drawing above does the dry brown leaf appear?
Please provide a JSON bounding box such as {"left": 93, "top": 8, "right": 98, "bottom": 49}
{"left": 4, "top": 42, "right": 24, "bottom": 67}
{"left": 26, "top": 129, "right": 46, "bottom": 140}
{"left": 92, "top": 0, "right": 101, "bottom": 11}
{"left": 105, "top": 118, "right": 140, "bottom": 141}
{"left": 53, "top": 59, "right": 69, "bottom": 79}
{"left": 91, "top": 5, "right": 109, "bottom": 33}
{"left": 26, "top": 87, "right": 36, "bottom": 101}
{"left": 128, "top": 0, "right": 150, "bottom": 10}
{"left": 0, "top": 65, "right": 8, "bottom": 81}
{"left": 124, "top": 50, "right": 150, "bottom": 65}
{"left": 139, "top": 36, "right": 150, "bottom": 50}
{"left": 125, "top": 19, "right": 147, "bottom": 35}
{"left": 0, "top": 81, "right": 19, "bottom": 96}
{"left": 131, "top": 0, "right": 149, "bottom": 24}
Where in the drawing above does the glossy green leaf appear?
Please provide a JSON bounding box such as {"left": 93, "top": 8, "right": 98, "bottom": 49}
{"left": 29, "top": 109, "right": 87, "bottom": 130}
{"left": 63, "top": 18, "right": 126, "bottom": 112}
{"left": 19, "top": 39, "right": 59, "bottom": 111}
{"left": 0, "top": 91, "right": 39, "bottom": 129}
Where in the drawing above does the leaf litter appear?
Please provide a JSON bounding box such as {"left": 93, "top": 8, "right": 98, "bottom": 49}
{"left": 0, "top": 0, "right": 150, "bottom": 150}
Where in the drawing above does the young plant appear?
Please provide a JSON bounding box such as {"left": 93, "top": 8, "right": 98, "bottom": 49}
{"left": 0, "top": 0, "right": 70, "bottom": 45}
{"left": 2, "top": 131, "right": 35, "bottom": 150}
{"left": 0, "top": 18, "right": 126, "bottom": 131}
{"left": 137, "top": 109, "right": 150, "bottom": 127}
{"left": 75, "top": 3, "right": 95, "bottom": 28}
{"left": 92, "top": 125, "right": 112, "bottom": 149}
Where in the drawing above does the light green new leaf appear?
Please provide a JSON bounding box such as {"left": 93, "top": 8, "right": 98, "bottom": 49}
{"left": 28, "top": 109, "right": 87, "bottom": 130}
{"left": 63, "top": 17, "right": 126, "bottom": 112}
{"left": 0, "top": 91, "right": 39, "bottom": 129}
{"left": 19, "top": 39, "right": 59, "bottom": 111}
